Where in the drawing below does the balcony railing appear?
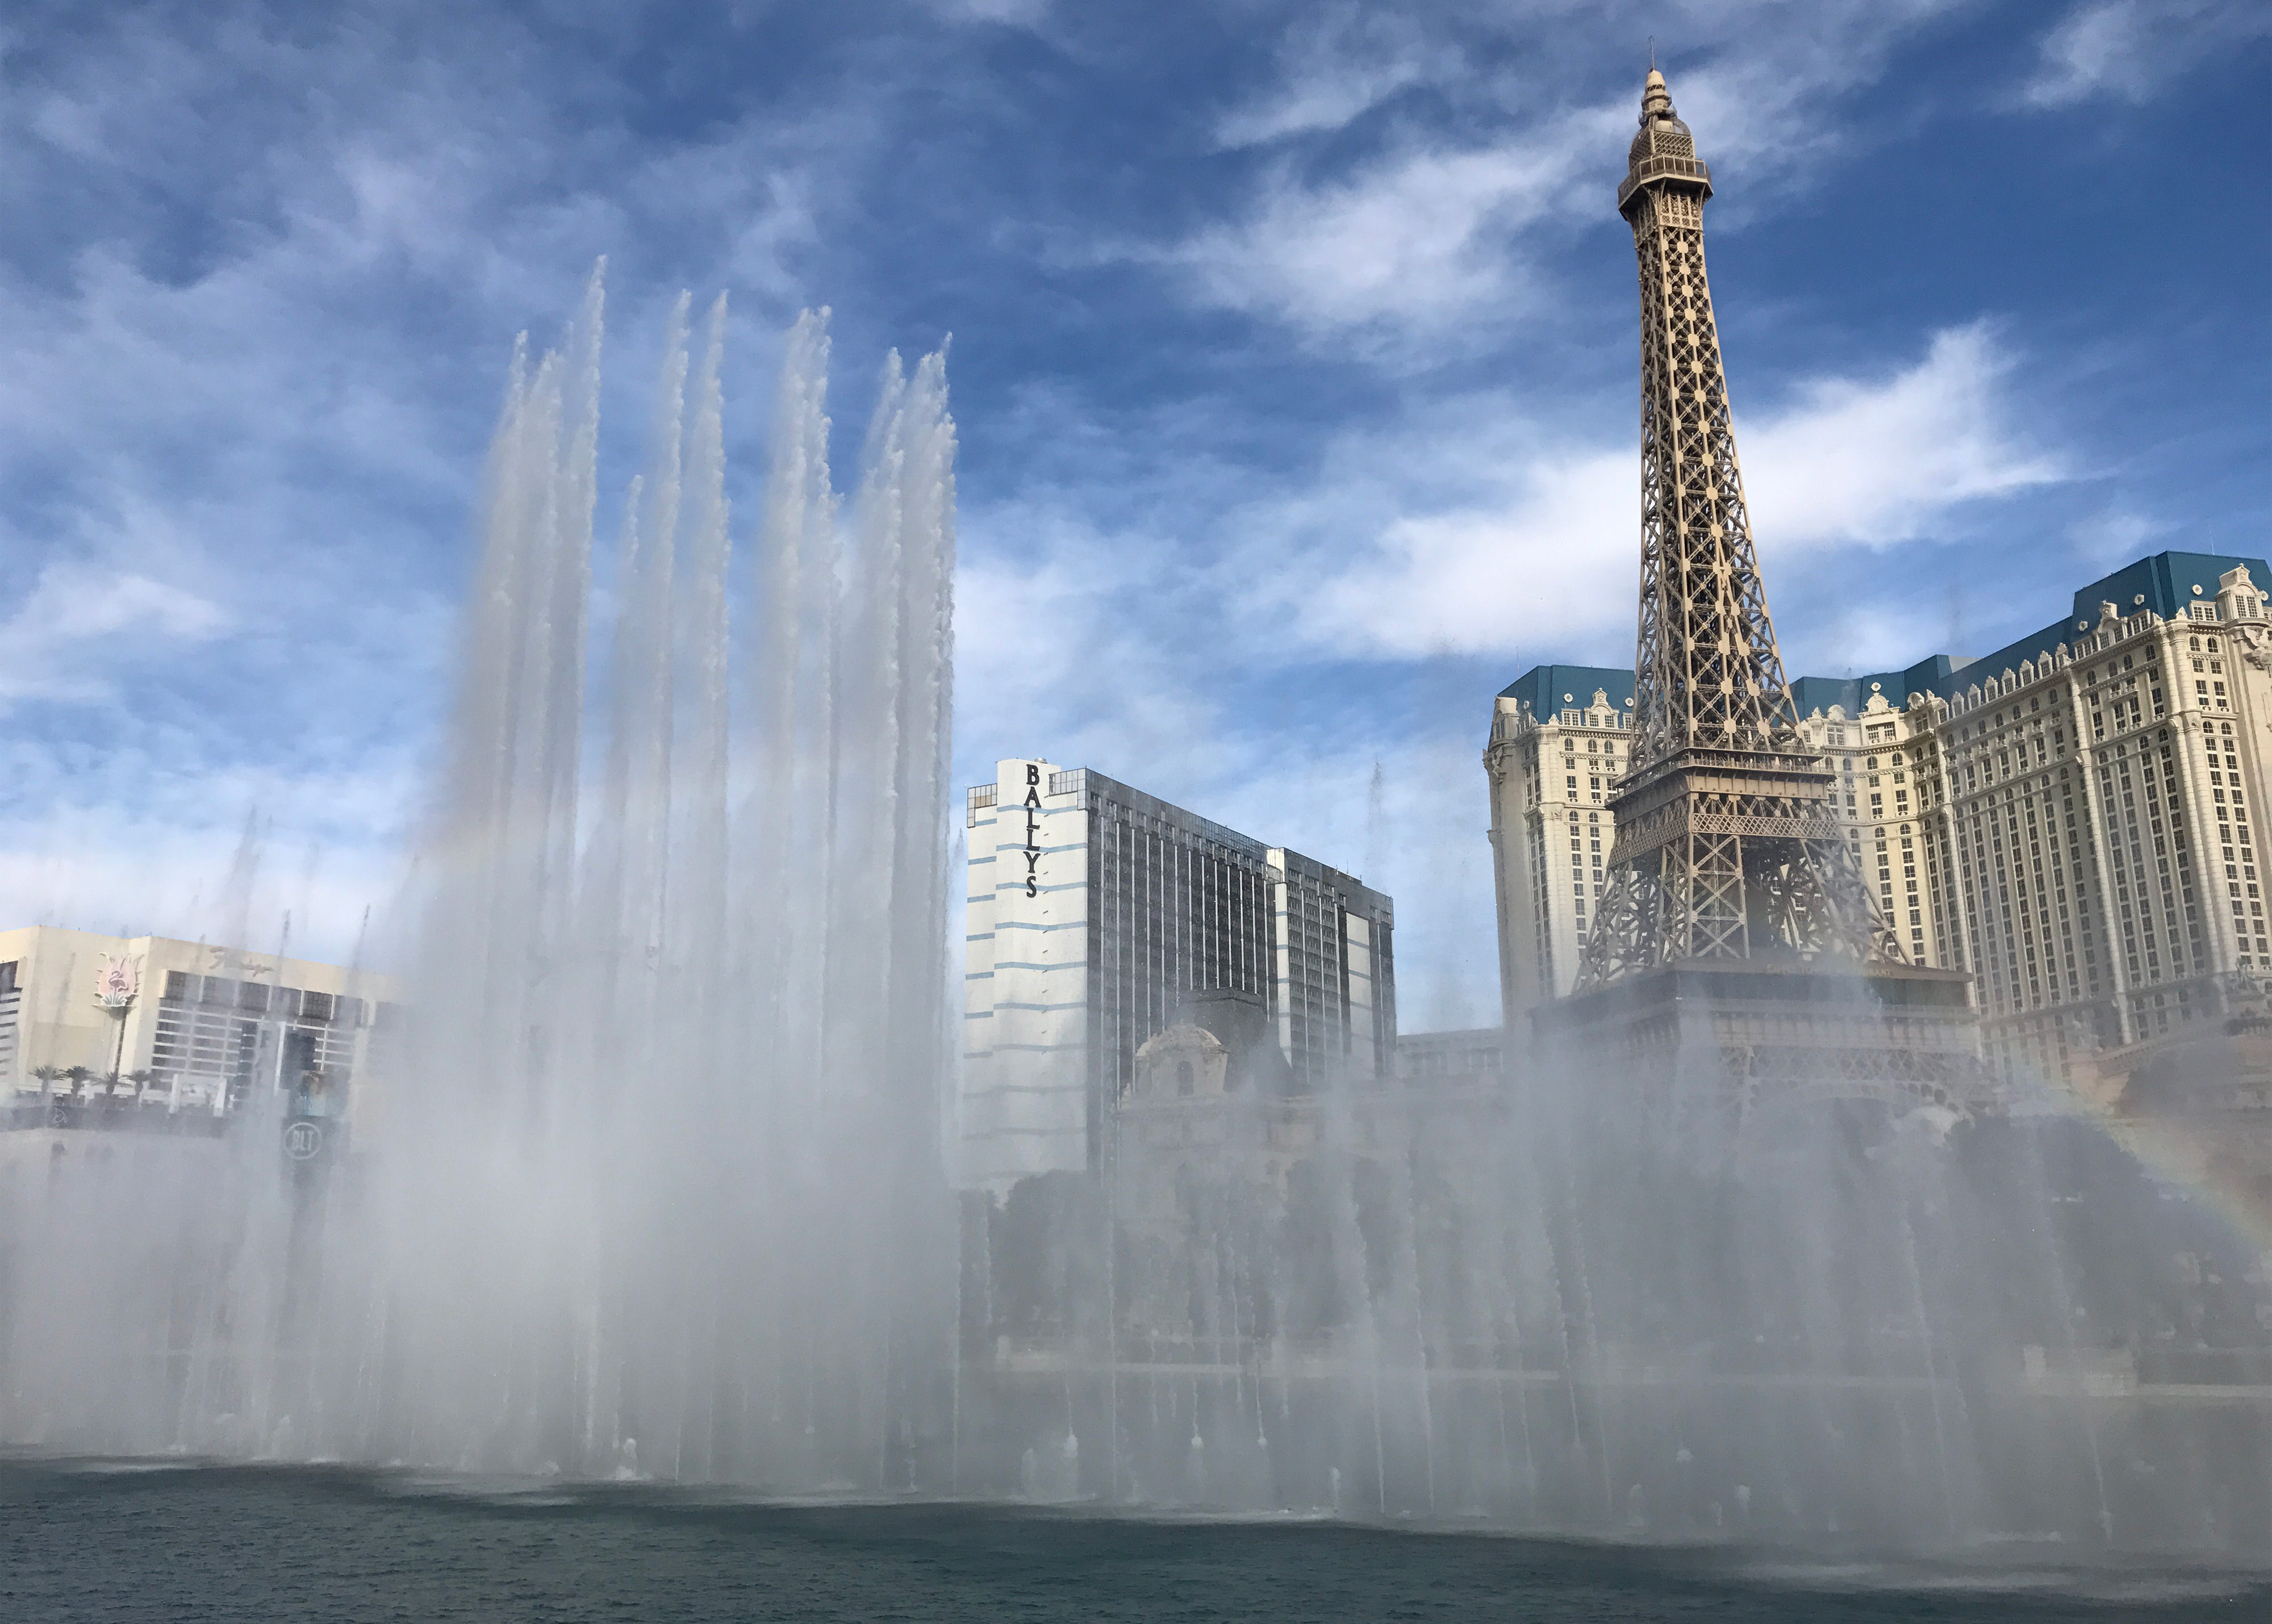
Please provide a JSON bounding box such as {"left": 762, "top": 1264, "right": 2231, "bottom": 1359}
{"left": 1618, "top": 155, "right": 1713, "bottom": 207}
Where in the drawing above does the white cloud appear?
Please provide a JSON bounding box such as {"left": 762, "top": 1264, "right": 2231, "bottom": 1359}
{"left": 1741, "top": 325, "right": 2064, "bottom": 549}
{"left": 2068, "top": 507, "right": 2175, "bottom": 569}
{"left": 1276, "top": 324, "right": 2060, "bottom": 659}
{"left": 1168, "top": 2, "right": 1962, "bottom": 338}
{"left": 0, "top": 747, "right": 416, "bottom": 965}
{"left": 0, "top": 563, "right": 228, "bottom": 703}
{"left": 1173, "top": 108, "right": 1620, "bottom": 335}
{"left": 955, "top": 500, "right": 1238, "bottom": 783}
{"left": 1780, "top": 597, "right": 1961, "bottom": 684}
{"left": 939, "top": 319, "right": 2069, "bottom": 1019}
{"left": 918, "top": 0, "right": 1054, "bottom": 26}
{"left": 1213, "top": 9, "right": 1454, "bottom": 148}
{"left": 1294, "top": 441, "right": 1634, "bottom": 656}
{"left": 2022, "top": 1, "right": 2267, "bottom": 108}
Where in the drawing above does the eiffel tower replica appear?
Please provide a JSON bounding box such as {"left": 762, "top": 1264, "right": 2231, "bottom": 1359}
{"left": 1538, "top": 69, "right": 1985, "bottom": 1137}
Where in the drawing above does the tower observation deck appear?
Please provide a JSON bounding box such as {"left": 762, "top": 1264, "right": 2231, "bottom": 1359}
{"left": 1538, "top": 70, "right": 1986, "bottom": 1137}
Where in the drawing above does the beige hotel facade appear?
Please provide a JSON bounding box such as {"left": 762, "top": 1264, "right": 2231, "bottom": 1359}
{"left": 0, "top": 926, "right": 394, "bottom": 1118}
{"left": 1488, "top": 550, "right": 2272, "bottom": 1089}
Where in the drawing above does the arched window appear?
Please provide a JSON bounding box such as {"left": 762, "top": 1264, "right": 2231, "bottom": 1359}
{"left": 1176, "top": 1060, "right": 1195, "bottom": 1096}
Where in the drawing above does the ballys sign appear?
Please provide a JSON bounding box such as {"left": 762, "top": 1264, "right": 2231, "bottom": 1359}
{"left": 1020, "top": 763, "right": 1043, "bottom": 898}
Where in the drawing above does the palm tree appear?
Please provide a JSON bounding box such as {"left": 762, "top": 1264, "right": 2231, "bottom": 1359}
{"left": 61, "top": 1065, "right": 92, "bottom": 1102}
{"left": 23, "top": 1064, "right": 59, "bottom": 1125}
{"left": 126, "top": 1070, "right": 154, "bottom": 1108}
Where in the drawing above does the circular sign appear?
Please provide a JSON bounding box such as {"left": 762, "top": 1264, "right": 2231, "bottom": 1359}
{"left": 283, "top": 1121, "right": 324, "bottom": 1161}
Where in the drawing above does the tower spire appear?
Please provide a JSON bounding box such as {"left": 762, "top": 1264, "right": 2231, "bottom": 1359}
{"left": 1642, "top": 64, "right": 1669, "bottom": 119}
{"left": 1577, "top": 70, "right": 1903, "bottom": 985}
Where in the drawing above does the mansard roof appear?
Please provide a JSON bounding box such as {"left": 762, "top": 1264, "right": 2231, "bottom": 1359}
{"left": 1502, "top": 550, "right": 2272, "bottom": 725}
{"left": 1497, "top": 663, "right": 1635, "bottom": 717}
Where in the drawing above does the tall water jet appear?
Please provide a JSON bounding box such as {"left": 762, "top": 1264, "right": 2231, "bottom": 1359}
{"left": 0, "top": 270, "right": 959, "bottom": 1490}
{"left": 356, "top": 281, "right": 959, "bottom": 1485}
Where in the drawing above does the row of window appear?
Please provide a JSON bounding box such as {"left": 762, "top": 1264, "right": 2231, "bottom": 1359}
{"left": 160, "top": 971, "right": 361, "bottom": 1027}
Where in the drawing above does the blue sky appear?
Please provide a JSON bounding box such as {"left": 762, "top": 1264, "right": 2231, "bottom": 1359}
{"left": 0, "top": 1, "right": 2263, "bottom": 1027}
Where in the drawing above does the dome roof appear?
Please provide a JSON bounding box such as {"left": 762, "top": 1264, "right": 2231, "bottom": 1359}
{"left": 1628, "top": 68, "right": 1697, "bottom": 165}
{"left": 1628, "top": 118, "right": 1693, "bottom": 165}
{"left": 1617, "top": 65, "right": 1712, "bottom": 215}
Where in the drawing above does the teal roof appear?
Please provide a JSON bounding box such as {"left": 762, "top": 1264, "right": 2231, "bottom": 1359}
{"left": 1789, "top": 551, "right": 2270, "bottom": 715}
{"left": 1501, "top": 552, "right": 2272, "bottom": 724}
{"left": 1790, "top": 656, "right": 1968, "bottom": 720}
{"left": 1497, "top": 664, "right": 1635, "bottom": 717}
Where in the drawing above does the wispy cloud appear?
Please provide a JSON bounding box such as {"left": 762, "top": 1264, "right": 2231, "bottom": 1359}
{"left": 0, "top": 746, "right": 416, "bottom": 962}
{"left": 1267, "top": 324, "right": 2058, "bottom": 660}
{"left": 1213, "top": 7, "right": 1455, "bottom": 148}
{"left": 2022, "top": 1, "right": 2269, "bottom": 108}
{"left": 1164, "top": 1, "right": 1962, "bottom": 341}
{"left": 0, "top": 563, "right": 227, "bottom": 704}
{"left": 2068, "top": 507, "right": 2177, "bottom": 569}
{"left": 1171, "top": 107, "right": 1619, "bottom": 337}
{"left": 1741, "top": 325, "right": 2064, "bottom": 550}
{"left": 920, "top": 0, "right": 1055, "bottom": 26}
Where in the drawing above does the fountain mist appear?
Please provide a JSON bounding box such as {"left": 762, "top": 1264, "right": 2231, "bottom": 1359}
{"left": 375, "top": 272, "right": 959, "bottom": 1485}
{"left": 0, "top": 269, "right": 960, "bottom": 1490}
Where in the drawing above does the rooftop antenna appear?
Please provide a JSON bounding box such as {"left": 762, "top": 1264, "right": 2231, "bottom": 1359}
{"left": 1648, "top": 35, "right": 1655, "bottom": 70}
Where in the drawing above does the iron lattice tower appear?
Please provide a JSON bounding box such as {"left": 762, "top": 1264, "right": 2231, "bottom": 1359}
{"left": 1577, "top": 70, "right": 1903, "bottom": 989}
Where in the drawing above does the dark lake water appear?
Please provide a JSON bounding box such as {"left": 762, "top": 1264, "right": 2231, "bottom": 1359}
{"left": 3, "top": 1458, "right": 2266, "bottom": 1623}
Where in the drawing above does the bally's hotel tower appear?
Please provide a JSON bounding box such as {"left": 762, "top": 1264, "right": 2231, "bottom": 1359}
{"left": 958, "top": 760, "right": 1394, "bottom": 1194}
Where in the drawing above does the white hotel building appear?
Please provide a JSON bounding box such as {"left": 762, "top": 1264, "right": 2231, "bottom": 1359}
{"left": 1488, "top": 550, "right": 2272, "bottom": 1088}
{"left": 959, "top": 760, "right": 1394, "bottom": 1194}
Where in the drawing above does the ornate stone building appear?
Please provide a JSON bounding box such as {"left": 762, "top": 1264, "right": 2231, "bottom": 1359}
{"left": 1482, "top": 668, "right": 1636, "bottom": 1022}
{"left": 1492, "top": 551, "right": 2272, "bottom": 1091}
{"left": 1899, "top": 559, "right": 2272, "bottom": 1084}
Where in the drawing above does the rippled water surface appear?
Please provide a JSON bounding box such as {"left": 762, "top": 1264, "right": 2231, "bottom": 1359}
{"left": 3, "top": 1459, "right": 2266, "bottom": 1622}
